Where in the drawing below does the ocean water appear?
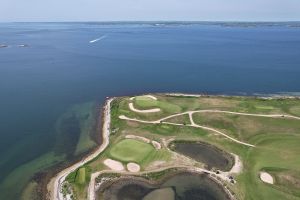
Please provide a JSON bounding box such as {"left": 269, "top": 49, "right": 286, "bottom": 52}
{"left": 0, "top": 22, "right": 300, "bottom": 199}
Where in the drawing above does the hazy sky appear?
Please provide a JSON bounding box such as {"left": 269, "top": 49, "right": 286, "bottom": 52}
{"left": 1, "top": 0, "right": 300, "bottom": 22}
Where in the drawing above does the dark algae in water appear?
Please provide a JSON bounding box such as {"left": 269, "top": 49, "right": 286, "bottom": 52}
{"left": 170, "top": 141, "right": 234, "bottom": 171}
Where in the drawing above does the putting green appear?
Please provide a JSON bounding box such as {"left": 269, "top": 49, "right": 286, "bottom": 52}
{"left": 109, "top": 139, "right": 155, "bottom": 163}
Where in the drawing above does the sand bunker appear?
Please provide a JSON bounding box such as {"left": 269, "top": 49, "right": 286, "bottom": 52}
{"left": 127, "top": 162, "right": 140, "bottom": 172}
{"left": 129, "top": 103, "right": 160, "bottom": 113}
{"left": 260, "top": 172, "right": 274, "bottom": 184}
{"left": 152, "top": 141, "right": 162, "bottom": 150}
{"left": 229, "top": 154, "right": 242, "bottom": 174}
{"left": 130, "top": 95, "right": 157, "bottom": 101}
{"left": 104, "top": 159, "right": 124, "bottom": 171}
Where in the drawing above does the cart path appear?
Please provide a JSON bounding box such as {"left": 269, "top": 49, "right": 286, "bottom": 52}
{"left": 119, "top": 109, "right": 300, "bottom": 148}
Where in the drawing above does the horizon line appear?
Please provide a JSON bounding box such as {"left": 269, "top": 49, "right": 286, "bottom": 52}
{"left": 1, "top": 20, "right": 300, "bottom": 23}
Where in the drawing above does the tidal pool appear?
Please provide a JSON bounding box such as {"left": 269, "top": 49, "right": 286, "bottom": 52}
{"left": 170, "top": 141, "right": 234, "bottom": 171}
{"left": 97, "top": 172, "right": 231, "bottom": 200}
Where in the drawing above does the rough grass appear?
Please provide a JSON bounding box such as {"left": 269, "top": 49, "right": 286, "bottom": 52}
{"left": 85, "top": 95, "right": 300, "bottom": 200}
{"left": 115, "top": 95, "right": 300, "bottom": 123}
{"left": 238, "top": 134, "right": 300, "bottom": 199}
{"left": 289, "top": 106, "right": 300, "bottom": 116}
{"left": 192, "top": 112, "right": 300, "bottom": 143}
{"left": 163, "top": 114, "right": 191, "bottom": 125}
{"left": 123, "top": 95, "right": 300, "bottom": 199}
{"left": 109, "top": 139, "right": 155, "bottom": 164}
{"left": 66, "top": 166, "right": 92, "bottom": 200}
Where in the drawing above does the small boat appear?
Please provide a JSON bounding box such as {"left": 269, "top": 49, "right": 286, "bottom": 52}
{"left": 18, "top": 44, "right": 29, "bottom": 47}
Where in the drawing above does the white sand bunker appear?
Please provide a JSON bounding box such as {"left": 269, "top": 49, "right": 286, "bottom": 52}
{"left": 119, "top": 115, "right": 129, "bottom": 120}
{"left": 104, "top": 159, "right": 124, "bottom": 171}
{"left": 129, "top": 103, "right": 160, "bottom": 113}
{"left": 260, "top": 172, "right": 274, "bottom": 184}
{"left": 151, "top": 141, "right": 162, "bottom": 150}
{"left": 229, "top": 154, "right": 243, "bottom": 174}
{"left": 130, "top": 95, "right": 157, "bottom": 101}
{"left": 127, "top": 162, "right": 140, "bottom": 172}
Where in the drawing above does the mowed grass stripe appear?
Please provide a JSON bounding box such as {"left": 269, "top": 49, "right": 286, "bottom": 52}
{"left": 109, "top": 139, "right": 155, "bottom": 163}
{"left": 75, "top": 168, "right": 86, "bottom": 185}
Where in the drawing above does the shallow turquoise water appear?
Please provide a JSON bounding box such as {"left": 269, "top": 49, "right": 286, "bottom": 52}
{"left": 0, "top": 22, "right": 300, "bottom": 199}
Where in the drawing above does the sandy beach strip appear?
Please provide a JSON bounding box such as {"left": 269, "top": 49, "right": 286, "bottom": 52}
{"left": 48, "top": 98, "right": 114, "bottom": 200}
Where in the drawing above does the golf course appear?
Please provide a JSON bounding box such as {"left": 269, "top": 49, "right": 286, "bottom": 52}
{"left": 55, "top": 94, "right": 300, "bottom": 200}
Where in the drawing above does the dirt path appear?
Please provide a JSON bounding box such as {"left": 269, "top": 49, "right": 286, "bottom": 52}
{"left": 87, "top": 171, "right": 100, "bottom": 200}
{"left": 48, "top": 98, "right": 113, "bottom": 200}
{"left": 119, "top": 114, "right": 255, "bottom": 147}
{"left": 160, "top": 110, "right": 300, "bottom": 122}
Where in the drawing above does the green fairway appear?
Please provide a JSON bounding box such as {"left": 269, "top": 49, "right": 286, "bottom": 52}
{"left": 75, "top": 168, "right": 86, "bottom": 185}
{"left": 109, "top": 139, "right": 155, "bottom": 163}
{"left": 239, "top": 134, "right": 300, "bottom": 199}
{"left": 192, "top": 112, "right": 300, "bottom": 143}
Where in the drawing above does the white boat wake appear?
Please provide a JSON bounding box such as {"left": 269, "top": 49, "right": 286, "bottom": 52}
{"left": 89, "top": 35, "right": 107, "bottom": 43}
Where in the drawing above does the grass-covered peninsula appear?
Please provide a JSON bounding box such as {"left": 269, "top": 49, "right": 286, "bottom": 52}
{"left": 51, "top": 94, "right": 300, "bottom": 200}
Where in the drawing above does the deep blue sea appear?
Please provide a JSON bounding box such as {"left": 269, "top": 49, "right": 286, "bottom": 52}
{"left": 0, "top": 22, "right": 300, "bottom": 199}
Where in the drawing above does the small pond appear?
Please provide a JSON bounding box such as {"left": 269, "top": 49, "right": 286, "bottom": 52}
{"left": 97, "top": 172, "right": 231, "bottom": 200}
{"left": 170, "top": 141, "right": 234, "bottom": 171}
